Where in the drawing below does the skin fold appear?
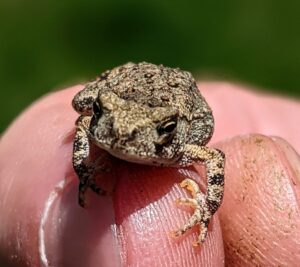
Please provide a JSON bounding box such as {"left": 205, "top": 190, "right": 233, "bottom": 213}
{"left": 0, "top": 82, "right": 299, "bottom": 266}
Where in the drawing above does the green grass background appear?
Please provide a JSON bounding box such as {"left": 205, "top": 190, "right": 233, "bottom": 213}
{"left": 0, "top": 0, "right": 299, "bottom": 132}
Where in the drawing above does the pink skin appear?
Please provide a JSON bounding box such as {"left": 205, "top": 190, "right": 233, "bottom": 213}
{"left": 0, "top": 82, "right": 299, "bottom": 266}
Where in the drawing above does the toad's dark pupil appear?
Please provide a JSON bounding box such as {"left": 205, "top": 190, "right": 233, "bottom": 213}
{"left": 158, "top": 120, "right": 177, "bottom": 135}
{"left": 93, "top": 101, "right": 102, "bottom": 117}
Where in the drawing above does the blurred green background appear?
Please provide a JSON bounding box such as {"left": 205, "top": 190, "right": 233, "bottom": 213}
{"left": 0, "top": 0, "right": 299, "bottom": 132}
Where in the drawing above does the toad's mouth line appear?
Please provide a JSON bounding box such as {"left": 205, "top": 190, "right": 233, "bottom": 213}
{"left": 103, "top": 147, "right": 177, "bottom": 167}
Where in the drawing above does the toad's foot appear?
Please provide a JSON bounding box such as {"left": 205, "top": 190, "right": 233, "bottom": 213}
{"left": 78, "top": 176, "right": 110, "bottom": 208}
{"left": 171, "top": 178, "right": 212, "bottom": 246}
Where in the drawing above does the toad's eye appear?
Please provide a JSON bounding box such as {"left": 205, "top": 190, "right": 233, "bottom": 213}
{"left": 157, "top": 120, "right": 177, "bottom": 135}
{"left": 92, "top": 101, "right": 102, "bottom": 117}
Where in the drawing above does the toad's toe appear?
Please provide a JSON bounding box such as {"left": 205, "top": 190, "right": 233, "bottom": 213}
{"left": 172, "top": 178, "right": 212, "bottom": 246}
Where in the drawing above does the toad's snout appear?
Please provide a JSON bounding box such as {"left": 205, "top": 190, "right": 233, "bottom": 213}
{"left": 113, "top": 125, "right": 138, "bottom": 142}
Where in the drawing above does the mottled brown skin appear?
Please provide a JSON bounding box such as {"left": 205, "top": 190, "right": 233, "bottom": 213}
{"left": 72, "top": 62, "right": 225, "bottom": 245}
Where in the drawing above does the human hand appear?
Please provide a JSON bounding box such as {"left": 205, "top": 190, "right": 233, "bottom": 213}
{"left": 0, "top": 82, "right": 299, "bottom": 266}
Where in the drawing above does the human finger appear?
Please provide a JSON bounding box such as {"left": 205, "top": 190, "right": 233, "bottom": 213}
{"left": 215, "top": 134, "right": 300, "bottom": 266}
{"left": 0, "top": 85, "right": 224, "bottom": 267}
{"left": 200, "top": 82, "right": 300, "bottom": 152}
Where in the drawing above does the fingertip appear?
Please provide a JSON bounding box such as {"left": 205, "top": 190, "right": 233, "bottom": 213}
{"left": 0, "top": 85, "right": 225, "bottom": 266}
{"left": 113, "top": 163, "right": 225, "bottom": 266}
{"left": 0, "top": 86, "right": 121, "bottom": 267}
{"left": 199, "top": 82, "right": 300, "bottom": 153}
{"left": 216, "top": 134, "right": 300, "bottom": 266}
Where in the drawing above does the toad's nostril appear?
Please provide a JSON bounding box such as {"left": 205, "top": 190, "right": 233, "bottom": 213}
{"left": 115, "top": 127, "right": 137, "bottom": 142}
{"left": 126, "top": 129, "right": 137, "bottom": 142}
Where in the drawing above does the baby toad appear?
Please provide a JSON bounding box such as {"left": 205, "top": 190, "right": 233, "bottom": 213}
{"left": 72, "top": 62, "right": 225, "bottom": 246}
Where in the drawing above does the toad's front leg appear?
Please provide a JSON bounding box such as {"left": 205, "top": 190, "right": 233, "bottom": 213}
{"left": 73, "top": 116, "right": 110, "bottom": 207}
{"left": 173, "top": 144, "right": 225, "bottom": 246}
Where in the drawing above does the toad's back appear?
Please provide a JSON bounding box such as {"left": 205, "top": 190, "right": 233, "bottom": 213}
{"left": 73, "top": 62, "right": 213, "bottom": 125}
{"left": 98, "top": 62, "right": 209, "bottom": 121}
